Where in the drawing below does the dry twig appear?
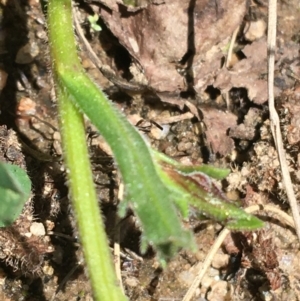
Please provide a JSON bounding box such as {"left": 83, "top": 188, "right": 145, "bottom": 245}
{"left": 226, "top": 26, "right": 240, "bottom": 69}
{"left": 114, "top": 183, "right": 125, "bottom": 294}
{"left": 182, "top": 3, "right": 300, "bottom": 299}
{"left": 153, "top": 112, "right": 194, "bottom": 125}
{"left": 267, "top": 0, "right": 300, "bottom": 241}
{"left": 181, "top": 204, "right": 295, "bottom": 301}
{"left": 72, "top": 6, "right": 147, "bottom": 93}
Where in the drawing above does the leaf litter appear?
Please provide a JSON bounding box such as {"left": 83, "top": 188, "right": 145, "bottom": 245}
{"left": 0, "top": 0, "right": 300, "bottom": 300}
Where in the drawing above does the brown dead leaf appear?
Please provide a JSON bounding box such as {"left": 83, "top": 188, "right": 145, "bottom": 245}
{"left": 200, "top": 107, "right": 236, "bottom": 156}
{"left": 98, "top": 0, "right": 246, "bottom": 94}
{"left": 229, "top": 107, "right": 262, "bottom": 140}
{"left": 229, "top": 123, "right": 255, "bottom": 141}
{"left": 214, "top": 38, "right": 269, "bottom": 104}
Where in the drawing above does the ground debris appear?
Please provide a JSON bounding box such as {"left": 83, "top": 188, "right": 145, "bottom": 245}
{"left": 98, "top": 0, "right": 246, "bottom": 94}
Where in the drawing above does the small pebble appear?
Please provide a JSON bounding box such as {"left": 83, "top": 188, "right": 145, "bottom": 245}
{"left": 165, "top": 145, "right": 177, "bottom": 157}
{"left": 35, "top": 76, "right": 49, "bottom": 89}
{"left": 53, "top": 131, "right": 61, "bottom": 141}
{"left": 150, "top": 124, "right": 170, "bottom": 140}
{"left": 178, "top": 270, "right": 196, "bottom": 286}
{"left": 125, "top": 277, "right": 139, "bottom": 287}
{"left": 16, "top": 80, "right": 25, "bottom": 91}
{"left": 35, "top": 29, "right": 47, "bottom": 40}
{"left": 42, "top": 264, "right": 54, "bottom": 276}
{"left": 244, "top": 20, "right": 266, "bottom": 42}
{"left": 53, "top": 140, "right": 62, "bottom": 156}
{"left": 16, "top": 97, "right": 36, "bottom": 116}
{"left": 15, "top": 42, "right": 39, "bottom": 64}
{"left": 30, "top": 222, "right": 46, "bottom": 236}
{"left": 177, "top": 141, "right": 192, "bottom": 152}
{"left": 211, "top": 253, "right": 230, "bottom": 269}
{"left": 207, "top": 281, "right": 230, "bottom": 301}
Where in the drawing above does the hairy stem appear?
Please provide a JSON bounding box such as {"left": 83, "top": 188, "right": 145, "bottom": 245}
{"left": 47, "top": 1, "right": 127, "bottom": 300}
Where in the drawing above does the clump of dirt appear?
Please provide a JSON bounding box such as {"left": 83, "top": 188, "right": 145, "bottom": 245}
{"left": 0, "top": 0, "right": 300, "bottom": 300}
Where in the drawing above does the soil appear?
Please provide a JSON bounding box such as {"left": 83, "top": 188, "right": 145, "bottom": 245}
{"left": 0, "top": 0, "right": 300, "bottom": 300}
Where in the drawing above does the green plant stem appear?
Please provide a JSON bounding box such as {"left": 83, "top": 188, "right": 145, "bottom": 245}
{"left": 47, "top": 1, "right": 126, "bottom": 300}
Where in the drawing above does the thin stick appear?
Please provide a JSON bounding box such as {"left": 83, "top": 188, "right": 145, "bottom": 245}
{"left": 263, "top": 204, "right": 294, "bottom": 228}
{"left": 181, "top": 227, "right": 230, "bottom": 301}
{"left": 72, "top": 6, "right": 106, "bottom": 72}
{"left": 267, "top": 0, "right": 300, "bottom": 241}
{"left": 114, "top": 183, "right": 125, "bottom": 294}
{"left": 224, "top": 26, "right": 239, "bottom": 110}
{"left": 226, "top": 26, "right": 240, "bottom": 69}
{"left": 181, "top": 204, "right": 295, "bottom": 301}
{"left": 153, "top": 112, "right": 194, "bottom": 124}
{"left": 72, "top": 7, "right": 146, "bottom": 92}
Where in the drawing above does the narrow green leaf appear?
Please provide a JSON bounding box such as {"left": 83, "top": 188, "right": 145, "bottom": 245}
{"left": 0, "top": 162, "right": 31, "bottom": 227}
{"left": 153, "top": 150, "right": 231, "bottom": 180}
{"left": 159, "top": 163, "right": 264, "bottom": 230}
{"left": 59, "top": 73, "right": 195, "bottom": 260}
